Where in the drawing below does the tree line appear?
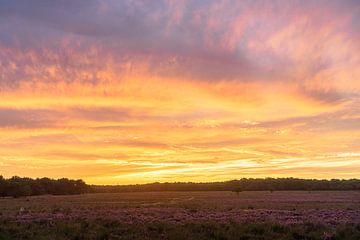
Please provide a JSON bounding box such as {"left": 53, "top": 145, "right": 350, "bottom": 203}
{"left": 1, "top": 177, "right": 359, "bottom": 197}
{"left": 93, "top": 178, "right": 360, "bottom": 193}
{"left": 0, "top": 176, "right": 90, "bottom": 198}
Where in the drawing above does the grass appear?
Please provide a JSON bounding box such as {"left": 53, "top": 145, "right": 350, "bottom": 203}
{"left": 0, "top": 191, "right": 359, "bottom": 239}
{"left": 0, "top": 220, "right": 359, "bottom": 240}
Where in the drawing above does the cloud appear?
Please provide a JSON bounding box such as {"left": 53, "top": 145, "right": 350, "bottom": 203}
{"left": 257, "top": 99, "right": 360, "bottom": 132}
{"left": 1, "top": 0, "right": 358, "bottom": 91}
{"left": 0, "top": 108, "right": 59, "bottom": 128}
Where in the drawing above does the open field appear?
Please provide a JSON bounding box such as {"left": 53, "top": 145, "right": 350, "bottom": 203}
{"left": 0, "top": 191, "right": 359, "bottom": 239}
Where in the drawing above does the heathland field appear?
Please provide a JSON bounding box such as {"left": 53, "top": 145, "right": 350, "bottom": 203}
{"left": 0, "top": 191, "right": 359, "bottom": 239}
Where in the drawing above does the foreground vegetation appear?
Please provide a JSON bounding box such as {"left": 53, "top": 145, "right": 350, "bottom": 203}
{"left": 0, "top": 191, "right": 359, "bottom": 239}
{"left": 0, "top": 220, "right": 359, "bottom": 240}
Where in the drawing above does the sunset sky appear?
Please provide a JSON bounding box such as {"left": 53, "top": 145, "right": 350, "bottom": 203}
{"left": 0, "top": 0, "right": 359, "bottom": 184}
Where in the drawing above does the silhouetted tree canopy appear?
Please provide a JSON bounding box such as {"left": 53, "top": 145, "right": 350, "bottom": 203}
{"left": 0, "top": 176, "right": 89, "bottom": 198}
{"left": 1, "top": 177, "right": 359, "bottom": 198}
{"left": 92, "top": 178, "right": 360, "bottom": 193}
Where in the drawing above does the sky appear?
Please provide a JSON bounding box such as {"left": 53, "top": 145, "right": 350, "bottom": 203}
{"left": 0, "top": 0, "right": 359, "bottom": 184}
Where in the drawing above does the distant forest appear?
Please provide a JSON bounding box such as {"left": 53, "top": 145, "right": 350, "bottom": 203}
{"left": 93, "top": 178, "right": 360, "bottom": 193}
{"left": 1, "top": 176, "right": 359, "bottom": 198}
{"left": 0, "top": 176, "right": 89, "bottom": 198}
